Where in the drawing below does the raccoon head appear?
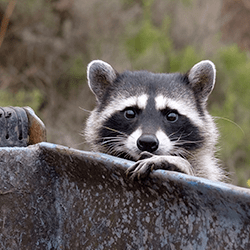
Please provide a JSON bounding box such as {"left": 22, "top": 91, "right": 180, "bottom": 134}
{"left": 85, "top": 60, "right": 217, "bottom": 162}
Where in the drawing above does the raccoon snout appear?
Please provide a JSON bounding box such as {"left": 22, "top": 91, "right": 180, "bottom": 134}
{"left": 137, "top": 134, "right": 159, "bottom": 153}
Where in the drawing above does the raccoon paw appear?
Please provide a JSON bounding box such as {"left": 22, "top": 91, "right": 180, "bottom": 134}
{"left": 126, "top": 155, "right": 194, "bottom": 180}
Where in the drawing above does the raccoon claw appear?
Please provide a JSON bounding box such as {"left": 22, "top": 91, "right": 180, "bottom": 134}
{"left": 125, "top": 154, "right": 150, "bottom": 178}
{"left": 126, "top": 152, "right": 154, "bottom": 180}
{"left": 126, "top": 157, "right": 157, "bottom": 180}
{"left": 126, "top": 155, "right": 194, "bottom": 181}
{"left": 138, "top": 151, "right": 154, "bottom": 160}
{"left": 126, "top": 161, "right": 154, "bottom": 180}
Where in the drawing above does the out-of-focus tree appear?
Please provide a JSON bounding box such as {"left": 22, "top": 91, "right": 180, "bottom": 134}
{"left": 1, "top": 0, "right": 250, "bottom": 187}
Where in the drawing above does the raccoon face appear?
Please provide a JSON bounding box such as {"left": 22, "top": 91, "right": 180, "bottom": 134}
{"left": 86, "top": 60, "right": 216, "bottom": 161}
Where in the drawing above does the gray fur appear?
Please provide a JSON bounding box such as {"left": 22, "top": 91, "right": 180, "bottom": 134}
{"left": 85, "top": 60, "right": 226, "bottom": 182}
{"left": 187, "top": 60, "right": 216, "bottom": 103}
{"left": 87, "top": 60, "right": 117, "bottom": 103}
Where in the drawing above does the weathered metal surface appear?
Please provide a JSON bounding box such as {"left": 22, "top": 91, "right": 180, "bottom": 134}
{"left": 23, "top": 106, "right": 47, "bottom": 145}
{"left": 0, "top": 106, "right": 46, "bottom": 147}
{"left": 0, "top": 107, "right": 28, "bottom": 147}
{"left": 0, "top": 142, "right": 250, "bottom": 249}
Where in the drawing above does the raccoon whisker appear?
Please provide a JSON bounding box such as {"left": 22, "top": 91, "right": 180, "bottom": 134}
{"left": 174, "top": 140, "right": 203, "bottom": 145}
{"left": 101, "top": 142, "right": 124, "bottom": 150}
{"left": 100, "top": 138, "right": 125, "bottom": 155}
{"left": 169, "top": 135, "right": 179, "bottom": 141}
{"left": 101, "top": 140, "right": 121, "bottom": 146}
{"left": 102, "top": 126, "right": 128, "bottom": 137}
{"left": 125, "top": 152, "right": 134, "bottom": 159}
{"left": 100, "top": 136, "right": 125, "bottom": 142}
{"left": 170, "top": 148, "right": 196, "bottom": 175}
{"left": 171, "top": 148, "right": 186, "bottom": 159}
{"left": 168, "top": 135, "right": 188, "bottom": 145}
{"left": 170, "top": 130, "right": 189, "bottom": 144}
{"left": 101, "top": 138, "right": 125, "bottom": 147}
{"left": 79, "top": 107, "right": 92, "bottom": 113}
{"left": 172, "top": 147, "right": 197, "bottom": 162}
{"left": 170, "top": 135, "right": 183, "bottom": 146}
{"left": 101, "top": 138, "right": 123, "bottom": 142}
{"left": 168, "top": 131, "right": 179, "bottom": 140}
{"left": 105, "top": 144, "right": 123, "bottom": 156}
{"left": 213, "top": 116, "right": 245, "bottom": 135}
{"left": 174, "top": 145, "right": 196, "bottom": 156}
{"left": 102, "top": 139, "right": 135, "bottom": 161}
{"left": 181, "top": 149, "right": 196, "bottom": 159}
{"left": 100, "top": 135, "right": 125, "bottom": 141}
{"left": 113, "top": 148, "right": 130, "bottom": 159}
{"left": 181, "top": 132, "right": 194, "bottom": 140}
{"left": 168, "top": 129, "right": 183, "bottom": 141}
{"left": 117, "top": 151, "right": 130, "bottom": 159}
{"left": 85, "top": 59, "right": 226, "bottom": 182}
{"left": 176, "top": 131, "right": 194, "bottom": 142}
{"left": 108, "top": 147, "right": 120, "bottom": 155}
{"left": 176, "top": 134, "right": 183, "bottom": 144}
{"left": 170, "top": 131, "right": 202, "bottom": 146}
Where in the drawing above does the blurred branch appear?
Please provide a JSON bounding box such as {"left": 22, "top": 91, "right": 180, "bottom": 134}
{"left": 241, "top": 0, "right": 250, "bottom": 10}
{"left": 0, "top": 0, "right": 16, "bottom": 48}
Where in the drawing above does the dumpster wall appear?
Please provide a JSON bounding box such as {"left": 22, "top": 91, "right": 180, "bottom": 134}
{"left": 0, "top": 142, "right": 250, "bottom": 249}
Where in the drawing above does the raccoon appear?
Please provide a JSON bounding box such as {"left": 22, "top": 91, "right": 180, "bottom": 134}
{"left": 85, "top": 60, "right": 225, "bottom": 182}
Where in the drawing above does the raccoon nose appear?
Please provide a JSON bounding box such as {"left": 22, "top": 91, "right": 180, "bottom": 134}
{"left": 137, "top": 134, "right": 159, "bottom": 153}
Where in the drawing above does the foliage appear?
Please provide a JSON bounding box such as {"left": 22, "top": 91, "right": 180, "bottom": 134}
{"left": 125, "top": 2, "right": 172, "bottom": 71}
{"left": 0, "top": 89, "right": 43, "bottom": 113}
{"left": 68, "top": 55, "right": 87, "bottom": 86}
{"left": 0, "top": 0, "right": 250, "bottom": 187}
{"left": 125, "top": 0, "right": 200, "bottom": 73}
{"left": 211, "top": 45, "right": 250, "bottom": 187}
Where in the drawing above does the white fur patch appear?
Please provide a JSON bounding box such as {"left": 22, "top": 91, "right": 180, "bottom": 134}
{"left": 137, "top": 94, "right": 149, "bottom": 109}
{"left": 101, "top": 94, "right": 148, "bottom": 120}
{"left": 155, "top": 94, "right": 203, "bottom": 127}
{"left": 125, "top": 127, "right": 142, "bottom": 156}
{"left": 125, "top": 128, "right": 173, "bottom": 155}
{"left": 154, "top": 95, "right": 167, "bottom": 110}
{"left": 87, "top": 60, "right": 114, "bottom": 78}
{"left": 156, "top": 129, "right": 173, "bottom": 154}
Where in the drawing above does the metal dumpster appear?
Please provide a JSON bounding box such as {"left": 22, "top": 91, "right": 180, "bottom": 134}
{"left": 0, "top": 142, "right": 250, "bottom": 249}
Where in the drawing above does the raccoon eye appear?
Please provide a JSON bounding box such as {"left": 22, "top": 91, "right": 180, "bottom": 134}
{"left": 124, "top": 109, "right": 136, "bottom": 120}
{"left": 166, "top": 112, "right": 178, "bottom": 122}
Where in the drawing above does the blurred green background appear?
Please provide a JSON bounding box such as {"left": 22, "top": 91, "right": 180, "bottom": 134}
{"left": 0, "top": 0, "right": 250, "bottom": 187}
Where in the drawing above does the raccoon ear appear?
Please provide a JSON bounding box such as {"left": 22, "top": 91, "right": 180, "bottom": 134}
{"left": 87, "top": 60, "right": 117, "bottom": 102}
{"left": 187, "top": 60, "right": 216, "bottom": 102}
